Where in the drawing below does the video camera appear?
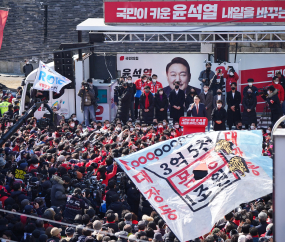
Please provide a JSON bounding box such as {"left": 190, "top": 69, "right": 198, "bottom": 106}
{"left": 256, "top": 87, "right": 268, "bottom": 96}
{"left": 37, "top": 117, "right": 50, "bottom": 129}
{"left": 82, "top": 82, "right": 90, "bottom": 91}
{"left": 116, "top": 172, "right": 127, "bottom": 200}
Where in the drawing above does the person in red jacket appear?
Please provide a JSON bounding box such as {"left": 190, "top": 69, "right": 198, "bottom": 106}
{"left": 134, "top": 75, "right": 147, "bottom": 119}
{"left": 148, "top": 74, "right": 163, "bottom": 94}
{"left": 272, "top": 76, "right": 284, "bottom": 104}
{"left": 224, "top": 66, "right": 239, "bottom": 92}
{"left": 96, "top": 161, "right": 117, "bottom": 186}
{"left": 173, "top": 121, "right": 183, "bottom": 137}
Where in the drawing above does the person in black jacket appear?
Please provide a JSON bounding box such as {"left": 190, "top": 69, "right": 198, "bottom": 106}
{"left": 139, "top": 86, "right": 154, "bottom": 125}
{"left": 108, "top": 194, "right": 131, "bottom": 219}
{"left": 242, "top": 88, "right": 257, "bottom": 129}
{"left": 226, "top": 82, "right": 241, "bottom": 130}
{"left": 154, "top": 88, "right": 168, "bottom": 121}
{"left": 185, "top": 88, "right": 197, "bottom": 111}
{"left": 105, "top": 180, "right": 118, "bottom": 210}
{"left": 3, "top": 104, "right": 14, "bottom": 119}
{"left": 277, "top": 71, "right": 285, "bottom": 91}
{"left": 169, "top": 82, "right": 185, "bottom": 123}
{"left": 127, "top": 76, "right": 137, "bottom": 121}
{"left": 211, "top": 100, "right": 227, "bottom": 131}
{"left": 116, "top": 82, "right": 132, "bottom": 124}
{"left": 209, "top": 69, "right": 225, "bottom": 96}
{"left": 103, "top": 212, "right": 119, "bottom": 233}
{"left": 87, "top": 78, "right": 98, "bottom": 101}
{"left": 261, "top": 85, "right": 283, "bottom": 126}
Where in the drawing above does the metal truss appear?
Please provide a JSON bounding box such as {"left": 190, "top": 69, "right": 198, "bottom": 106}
{"left": 103, "top": 31, "right": 285, "bottom": 43}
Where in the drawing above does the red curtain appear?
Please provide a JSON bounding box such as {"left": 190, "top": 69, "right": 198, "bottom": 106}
{"left": 0, "top": 10, "right": 8, "bottom": 50}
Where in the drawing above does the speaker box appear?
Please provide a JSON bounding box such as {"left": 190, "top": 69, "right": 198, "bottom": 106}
{"left": 54, "top": 59, "right": 63, "bottom": 65}
{"left": 54, "top": 52, "right": 62, "bottom": 59}
{"left": 54, "top": 65, "right": 63, "bottom": 73}
{"left": 63, "top": 51, "right": 73, "bottom": 59}
{"left": 64, "top": 58, "right": 73, "bottom": 65}
{"left": 89, "top": 33, "right": 105, "bottom": 43}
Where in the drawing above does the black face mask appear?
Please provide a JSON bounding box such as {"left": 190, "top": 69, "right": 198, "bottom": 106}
{"left": 231, "top": 87, "right": 236, "bottom": 90}
{"left": 190, "top": 92, "right": 195, "bottom": 95}
{"left": 175, "top": 85, "right": 179, "bottom": 90}
{"left": 237, "top": 126, "right": 242, "bottom": 130}
{"left": 206, "top": 67, "right": 211, "bottom": 71}
{"left": 217, "top": 92, "right": 222, "bottom": 95}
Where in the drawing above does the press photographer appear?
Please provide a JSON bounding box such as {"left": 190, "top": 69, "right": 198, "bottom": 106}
{"left": 78, "top": 81, "right": 97, "bottom": 127}
{"left": 261, "top": 85, "right": 283, "bottom": 126}
{"left": 199, "top": 62, "right": 215, "bottom": 89}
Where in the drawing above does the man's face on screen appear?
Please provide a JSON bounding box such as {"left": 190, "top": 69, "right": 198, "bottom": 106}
{"left": 167, "top": 63, "right": 190, "bottom": 91}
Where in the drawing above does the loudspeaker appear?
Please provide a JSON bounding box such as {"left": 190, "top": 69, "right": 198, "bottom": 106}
{"left": 89, "top": 33, "right": 105, "bottom": 43}
{"left": 53, "top": 50, "right": 74, "bottom": 89}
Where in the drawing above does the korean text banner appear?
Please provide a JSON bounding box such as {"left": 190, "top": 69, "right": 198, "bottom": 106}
{"left": 0, "top": 10, "right": 8, "bottom": 50}
{"left": 34, "top": 61, "right": 72, "bottom": 93}
{"left": 104, "top": 1, "right": 285, "bottom": 23}
{"left": 117, "top": 54, "right": 208, "bottom": 95}
{"left": 115, "top": 131, "right": 272, "bottom": 241}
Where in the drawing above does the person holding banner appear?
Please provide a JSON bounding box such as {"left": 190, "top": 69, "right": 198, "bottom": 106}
{"left": 169, "top": 81, "right": 185, "bottom": 123}
{"left": 139, "top": 85, "right": 154, "bottom": 125}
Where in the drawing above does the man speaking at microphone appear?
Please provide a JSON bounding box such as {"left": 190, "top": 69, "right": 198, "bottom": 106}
{"left": 187, "top": 95, "right": 207, "bottom": 118}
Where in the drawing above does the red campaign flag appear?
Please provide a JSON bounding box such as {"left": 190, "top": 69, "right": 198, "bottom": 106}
{"left": 0, "top": 10, "right": 8, "bottom": 50}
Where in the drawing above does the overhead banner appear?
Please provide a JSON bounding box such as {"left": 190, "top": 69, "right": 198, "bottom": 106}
{"left": 117, "top": 54, "right": 208, "bottom": 95}
{"left": 115, "top": 131, "right": 272, "bottom": 241}
{"left": 0, "top": 10, "right": 8, "bottom": 49}
{"left": 105, "top": 1, "right": 285, "bottom": 23}
{"left": 34, "top": 61, "right": 72, "bottom": 93}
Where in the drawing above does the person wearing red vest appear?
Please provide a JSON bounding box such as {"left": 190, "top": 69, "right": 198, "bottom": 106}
{"left": 272, "top": 76, "right": 284, "bottom": 104}
{"left": 148, "top": 74, "right": 163, "bottom": 94}
{"left": 134, "top": 75, "right": 147, "bottom": 119}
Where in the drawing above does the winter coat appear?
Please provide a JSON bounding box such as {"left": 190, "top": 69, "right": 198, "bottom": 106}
{"left": 63, "top": 194, "right": 89, "bottom": 221}
{"left": 128, "top": 83, "right": 136, "bottom": 102}
{"left": 211, "top": 107, "right": 227, "bottom": 131}
{"left": 10, "top": 190, "right": 28, "bottom": 203}
{"left": 198, "top": 69, "right": 215, "bottom": 86}
{"left": 209, "top": 74, "right": 225, "bottom": 96}
{"left": 226, "top": 90, "right": 241, "bottom": 126}
{"left": 224, "top": 72, "right": 239, "bottom": 92}
{"left": 271, "top": 81, "right": 284, "bottom": 102}
{"left": 243, "top": 85, "right": 258, "bottom": 96}
{"left": 77, "top": 88, "right": 97, "bottom": 113}
{"left": 140, "top": 92, "right": 154, "bottom": 124}
{"left": 108, "top": 201, "right": 131, "bottom": 219}
{"left": 169, "top": 89, "right": 185, "bottom": 120}
{"left": 116, "top": 87, "right": 132, "bottom": 121}
{"left": 154, "top": 93, "right": 168, "bottom": 121}
{"left": 23, "top": 63, "right": 33, "bottom": 77}
{"left": 199, "top": 92, "right": 213, "bottom": 121}
{"left": 213, "top": 94, "right": 226, "bottom": 109}
{"left": 50, "top": 175, "right": 67, "bottom": 207}
{"left": 242, "top": 94, "right": 257, "bottom": 125}
{"left": 185, "top": 94, "right": 195, "bottom": 111}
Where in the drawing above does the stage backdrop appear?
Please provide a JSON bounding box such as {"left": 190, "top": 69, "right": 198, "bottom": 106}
{"left": 117, "top": 53, "right": 208, "bottom": 94}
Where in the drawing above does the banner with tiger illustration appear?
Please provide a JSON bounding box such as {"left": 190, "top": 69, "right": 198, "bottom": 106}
{"left": 115, "top": 130, "right": 272, "bottom": 242}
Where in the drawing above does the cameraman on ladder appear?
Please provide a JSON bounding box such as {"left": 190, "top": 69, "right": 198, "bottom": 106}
{"left": 78, "top": 81, "right": 97, "bottom": 127}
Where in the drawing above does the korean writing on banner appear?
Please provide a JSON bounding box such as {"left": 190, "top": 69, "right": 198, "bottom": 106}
{"left": 34, "top": 61, "right": 72, "bottom": 93}
{"left": 115, "top": 131, "right": 272, "bottom": 241}
{"left": 180, "top": 117, "right": 206, "bottom": 126}
{"left": 104, "top": 1, "right": 285, "bottom": 23}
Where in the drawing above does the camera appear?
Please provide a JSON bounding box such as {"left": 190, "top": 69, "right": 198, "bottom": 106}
{"left": 82, "top": 82, "right": 90, "bottom": 91}
{"left": 256, "top": 87, "right": 267, "bottom": 96}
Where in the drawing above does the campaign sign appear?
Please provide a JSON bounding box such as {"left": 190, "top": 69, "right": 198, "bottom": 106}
{"left": 115, "top": 130, "right": 272, "bottom": 241}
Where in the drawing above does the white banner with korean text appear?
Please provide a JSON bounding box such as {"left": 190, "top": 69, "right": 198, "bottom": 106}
{"left": 115, "top": 130, "right": 272, "bottom": 241}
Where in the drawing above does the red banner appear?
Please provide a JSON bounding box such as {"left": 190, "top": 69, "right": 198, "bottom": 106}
{"left": 104, "top": 1, "right": 285, "bottom": 23}
{"left": 0, "top": 10, "right": 8, "bottom": 50}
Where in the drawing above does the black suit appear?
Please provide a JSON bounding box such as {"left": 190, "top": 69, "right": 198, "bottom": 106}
{"left": 169, "top": 89, "right": 185, "bottom": 123}
{"left": 187, "top": 103, "right": 207, "bottom": 117}
{"left": 226, "top": 91, "right": 241, "bottom": 129}
{"left": 211, "top": 107, "right": 227, "bottom": 131}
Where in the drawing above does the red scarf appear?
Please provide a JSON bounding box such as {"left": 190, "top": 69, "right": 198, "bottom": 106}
{"left": 144, "top": 91, "right": 150, "bottom": 109}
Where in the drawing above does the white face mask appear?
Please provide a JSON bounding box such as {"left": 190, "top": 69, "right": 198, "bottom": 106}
{"left": 143, "top": 79, "right": 147, "bottom": 83}
{"left": 275, "top": 81, "right": 279, "bottom": 84}
{"left": 159, "top": 91, "right": 163, "bottom": 95}
{"left": 230, "top": 72, "right": 234, "bottom": 76}
{"left": 267, "top": 91, "right": 270, "bottom": 95}
{"left": 250, "top": 126, "right": 255, "bottom": 130}
{"left": 70, "top": 123, "right": 75, "bottom": 127}
{"left": 152, "top": 79, "right": 157, "bottom": 82}
{"left": 34, "top": 164, "right": 39, "bottom": 168}
{"left": 130, "top": 128, "right": 134, "bottom": 131}
{"left": 248, "top": 83, "right": 253, "bottom": 87}
{"left": 171, "top": 132, "right": 175, "bottom": 136}
{"left": 204, "top": 88, "right": 208, "bottom": 92}
{"left": 116, "top": 127, "right": 121, "bottom": 131}
{"left": 143, "top": 127, "right": 147, "bottom": 131}
{"left": 163, "top": 122, "right": 166, "bottom": 125}
{"left": 73, "top": 117, "right": 77, "bottom": 121}
{"left": 128, "top": 80, "right": 132, "bottom": 83}
{"left": 217, "top": 104, "right": 222, "bottom": 108}
{"left": 94, "top": 125, "right": 97, "bottom": 129}
{"left": 158, "top": 125, "right": 163, "bottom": 128}
{"left": 267, "top": 130, "right": 271, "bottom": 134}
{"left": 10, "top": 122, "right": 13, "bottom": 126}
{"left": 175, "top": 125, "right": 179, "bottom": 128}
{"left": 106, "top": 124, "right": 110, "bottom": 127}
